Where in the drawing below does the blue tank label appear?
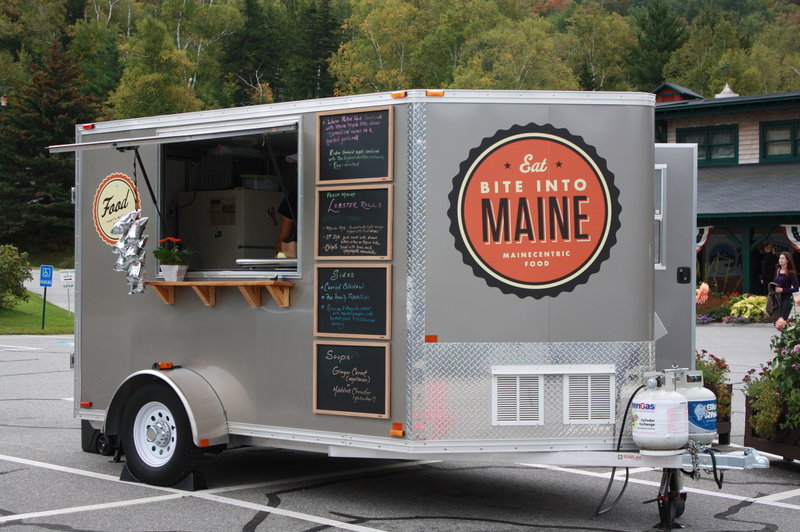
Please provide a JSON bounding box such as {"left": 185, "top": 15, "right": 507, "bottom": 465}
{"left": 688, "top": 399, "right": 717, "bottom": 431}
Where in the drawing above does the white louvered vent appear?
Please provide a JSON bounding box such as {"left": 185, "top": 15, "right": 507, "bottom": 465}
{"left": 564, "top": 373, "right": 614, "bottom": 424}
{"left": 493, "top": 374, "right": 543, "bottom": 425}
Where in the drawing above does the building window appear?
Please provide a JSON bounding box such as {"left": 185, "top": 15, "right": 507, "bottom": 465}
{"left": 761, "top": 120, "right": 800, "bottom": 161}
{"left": 676, "top": 125, "right": 738, "bottom": 166}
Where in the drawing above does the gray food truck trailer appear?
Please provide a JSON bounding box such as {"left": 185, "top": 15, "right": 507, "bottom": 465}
{"left": 50, "top": 89, "right": 766, "bottom": 526}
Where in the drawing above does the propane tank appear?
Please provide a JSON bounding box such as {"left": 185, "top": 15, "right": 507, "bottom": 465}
{"left": 631, "top": 371, "right": 688, "bottom": 454}
{"left": 676, "top": 370, "right": 717, "bottom": 444}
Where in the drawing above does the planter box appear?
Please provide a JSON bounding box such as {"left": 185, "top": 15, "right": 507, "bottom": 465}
{"left": 743, "top": 401, "right": 800, "bottom": 460}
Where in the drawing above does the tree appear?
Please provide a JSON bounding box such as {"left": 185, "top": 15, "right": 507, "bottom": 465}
{"left": 451, "top": 16, "right": 579, "bottom": 90}
{"left": 0, "top": 43, "right": 99, "bottom": 249}
{"left": 0, "top": 244, "right": 32, "bottom": 310}
{"left": 68, "top": 19, "right": 123, "bottom": 100}
{"left": 221, "top": 0, "right": 287, "bottom": 106}
{"left": 662, "top": 8, "right": 745, "bottom": 96}
{"left": 562, "top": 2, "right": 636, "bottom": 91}
{"left": 104, "top": 15, "right": 202, "bottom": 118}
{"left": 410, "top": 0, "right": 506, "bottom": 88}
{"left": 627, "top": 0, "right": 686, "bottom": 91}
{"left": 284, "top": 0, "right": 342, "bottom": 100}
{"left": 329, "top": 0, "right": 423, "bottom": 94}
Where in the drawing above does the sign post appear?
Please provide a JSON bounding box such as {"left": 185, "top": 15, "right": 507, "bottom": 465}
{"left": 39, "top": 265, "right": 54, "bottom": 329}
{"left": 60, "top": 269, "right": 75, "bottom": 314}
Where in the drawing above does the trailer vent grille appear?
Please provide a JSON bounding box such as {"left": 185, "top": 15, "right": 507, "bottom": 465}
{"left": 492, "top": 375, "right": 543, "bottom": 425}
{"left": 564, "top": 374, "right": 614, "bottom": 424}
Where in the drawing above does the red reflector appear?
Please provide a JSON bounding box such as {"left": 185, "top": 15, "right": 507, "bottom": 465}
{"left": 199, "top": 439, "right": 210, "bottom": 448}
{"left": 425, "top": 335, "right": 438, "bottom": 343}
{"left": 81, "top": 124, "right": 95, "bottom": 130}
{"left": 389, "top": 422, "right": 404, "bottom": 437}
{"left": 80, "top": 401, "right": 92, "bottom": 408}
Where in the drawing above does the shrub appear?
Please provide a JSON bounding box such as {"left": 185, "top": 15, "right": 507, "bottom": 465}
{"left": 729, "top": 295, "right": 767, "bottom": 320}
{"left": 0, "top": 245, "right": 33, "bottom": 309}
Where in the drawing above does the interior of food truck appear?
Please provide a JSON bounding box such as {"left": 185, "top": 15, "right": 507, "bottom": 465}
{"left": 159, "top": 126, "right": 299, "bottom": 275}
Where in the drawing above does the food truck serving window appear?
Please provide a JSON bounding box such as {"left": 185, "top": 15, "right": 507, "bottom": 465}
{"left": 160, "top": 125, "right": 300, "bottom": 278}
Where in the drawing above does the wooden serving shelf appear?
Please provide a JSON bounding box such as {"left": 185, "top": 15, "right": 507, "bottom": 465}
{"left": 144, "top": 280, "right": 294, "bottom": 308}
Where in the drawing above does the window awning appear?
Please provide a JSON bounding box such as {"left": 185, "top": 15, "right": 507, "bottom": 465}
{"left": 48, "top": 119, "right": 299, "bottom": 153}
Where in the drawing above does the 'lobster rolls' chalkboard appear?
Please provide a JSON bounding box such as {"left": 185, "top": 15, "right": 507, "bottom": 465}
{"left": 317, "top": 106, "right": 393, "bottom": 184}
{"left": 314, "top": 265, "right": 391, "bottom": 339}
{"left": 316, "top": 185, "right": 393, "bottom": 260}
{"left": 313, "top": 341, "right": 390, "bottom": 418}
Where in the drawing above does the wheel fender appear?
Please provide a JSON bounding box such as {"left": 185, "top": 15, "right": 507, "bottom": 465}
{"left": 104, "top": 369, "right": 229, "bottom": 448}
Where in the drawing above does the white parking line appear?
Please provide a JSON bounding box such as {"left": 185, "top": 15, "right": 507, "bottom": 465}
{"left": 0, "top": 452, "right": 430, "bottom": 530}
{"left": 0, "top": 345, "right": 41, "bottom": 351}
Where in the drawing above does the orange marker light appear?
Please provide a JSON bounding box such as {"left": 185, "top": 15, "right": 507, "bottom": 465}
{"left": 424, "top": 335, "right": 438, "bottom": 343}
{"left": 154, "top": 362, "right": 174, "bottom": 370}
{"left": 426, "top": 89, "right": 445, "bottom": 97}
{"left": 199, "top": 439, "right": 210, "bottom": 448}
{"left": 391, "top": 91, "right": 407, "bottom": 99}
{"left": 389, "top": 422, "right": 404, "bottom": 437}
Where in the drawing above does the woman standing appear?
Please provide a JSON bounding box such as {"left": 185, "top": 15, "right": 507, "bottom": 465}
{"left": 773, "top": 251, "right": 799, "bottom": 320}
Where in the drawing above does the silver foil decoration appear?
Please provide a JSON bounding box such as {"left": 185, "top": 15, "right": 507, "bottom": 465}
{"left": 111, "top": 210, "right": 148, "bottom": 294}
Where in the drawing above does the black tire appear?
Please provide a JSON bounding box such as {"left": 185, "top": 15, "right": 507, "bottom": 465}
{"left": 120, "top": 381, "right": 203, "bottom": 486}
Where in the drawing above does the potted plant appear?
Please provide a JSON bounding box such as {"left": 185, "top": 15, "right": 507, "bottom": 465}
{"left": 153, "top": 237, "right": 193, "bottom": 282}
{"left": 695, "top": 350, "right": 733, "bottom": 444}
{"left": 742, "top": 319, "right": 800, "bottom": 459}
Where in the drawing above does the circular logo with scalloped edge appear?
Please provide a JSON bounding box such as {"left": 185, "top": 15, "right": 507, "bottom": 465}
{"left": 93, "top": 173, "right": 141, "bottom": 245}
{"left": 447, "top": 123, "right": 620, "bottom": 299}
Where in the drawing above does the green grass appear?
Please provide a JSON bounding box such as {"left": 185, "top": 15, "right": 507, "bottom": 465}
{"left": 0, "top": 290, "right": 74, "bottom": 334}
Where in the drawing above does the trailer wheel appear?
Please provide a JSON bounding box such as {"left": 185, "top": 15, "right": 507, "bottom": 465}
{"left": 121, "top": 382, "right": 202, "bottom": 486}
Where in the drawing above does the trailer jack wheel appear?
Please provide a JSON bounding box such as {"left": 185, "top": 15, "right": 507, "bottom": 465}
{"left": 120, "top": 381, "right": 203, "bottom": 487}
{"left": 654, "top": 468, "right": 685, "bottom": 530}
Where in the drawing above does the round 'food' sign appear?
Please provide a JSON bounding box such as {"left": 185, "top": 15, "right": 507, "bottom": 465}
{"left": 92, "top": 173, "right": 141, "bottom": 245}
{"left": 447, "top": 123, "right": 621, "bottom": 299}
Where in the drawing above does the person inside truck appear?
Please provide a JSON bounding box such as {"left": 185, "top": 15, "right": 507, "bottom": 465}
{"left": 773, "top": 251, "right": 799, "bottom": 320}
{"left": 275, "top": 188, "right": 297, "bottom": 258}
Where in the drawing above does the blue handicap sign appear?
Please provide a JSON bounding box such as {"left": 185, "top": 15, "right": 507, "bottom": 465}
{"left": 40, "top": 265, "right": 54, "bottom": 287}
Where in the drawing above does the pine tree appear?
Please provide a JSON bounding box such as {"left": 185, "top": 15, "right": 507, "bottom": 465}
{"left": 0, "top": 43, "right": 99, "bottom": 250}
{"left": 628, "top": 0, "right": 687, "bottom": 91}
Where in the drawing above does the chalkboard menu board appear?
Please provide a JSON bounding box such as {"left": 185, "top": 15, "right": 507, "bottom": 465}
{"left": 314, "top": 265, "right": 391, "bottom": 339}
{"left": 313, "top": 341, "right": 390, "bottom": 418}
{"left": 316, "top": 185, "right": 393, "bottom": 260}
{"left": 317, "top": 106, "right": 393, "bottom": 184}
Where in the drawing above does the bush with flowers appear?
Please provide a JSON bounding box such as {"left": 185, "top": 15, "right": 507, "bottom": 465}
{"left": 695, "top": 350, "right": 731, "bottom": 420}
{"left": 743, "top": 319, "right": 800, "bottom": 439}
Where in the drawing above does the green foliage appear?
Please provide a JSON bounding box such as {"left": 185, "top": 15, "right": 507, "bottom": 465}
{"left": 729, "top": 295, "right": 767, "bottom": 319}
{"left": 628, "top": 0, "right": 687, "bottom": 91}
{"left": 0, "top": 42, "right": 99, "bottom": 248}
{"left": 0, "top": 244, "right": 32, "bottom": 309}
{"left": 744, "top": 319, "right": 800, "bottom": 437}
{"left": 695, "top": 350, "right": 732, "bottom": 419}
{"left": 153, "top": 237, "right": 194, "bottom": 265}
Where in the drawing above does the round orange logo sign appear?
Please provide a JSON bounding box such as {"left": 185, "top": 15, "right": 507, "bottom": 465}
{"left": 448, "top": 123, "right": 620, "bottom": 298}
{"left": 92, "top": 173, "right": 141, "bottom": 245}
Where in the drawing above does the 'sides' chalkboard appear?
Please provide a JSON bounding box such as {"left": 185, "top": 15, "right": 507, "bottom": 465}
{"left": 314, "top": 265, "right": 391, "bottom": 339}
{"left": 313, "top": 341, "right": 390, "bottom": 418}
{"left": 317, "top": 106, "right": 393, "bottom": 184}
{"left": 316, "top": 185, "right": 393, "bottom": 260}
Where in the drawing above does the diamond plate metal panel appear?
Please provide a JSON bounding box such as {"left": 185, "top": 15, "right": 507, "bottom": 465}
{"left": 404, "top": 101, "right": 654, "bottom": 443}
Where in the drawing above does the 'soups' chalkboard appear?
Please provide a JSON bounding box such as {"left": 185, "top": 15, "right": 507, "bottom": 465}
{"left": 313, "top": 341, "right": 390, "bottom": 418}
{"left": 314, "top": 265, "right": 391, "bottom": 339}
{"left": 317, "top": 106, "right": 393, "bottom": 183}
{"left": 316, "top": 185, "right": 393, "bottom": 260}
